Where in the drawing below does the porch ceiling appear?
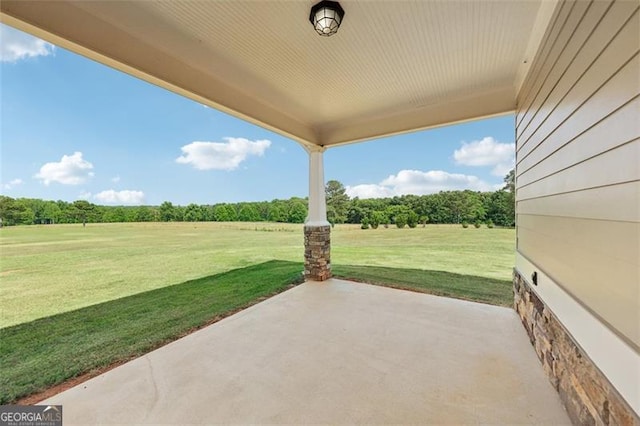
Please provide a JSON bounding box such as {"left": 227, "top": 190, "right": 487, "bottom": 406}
{"left": 0, "top": 1, "right": 556, "bottom": 148}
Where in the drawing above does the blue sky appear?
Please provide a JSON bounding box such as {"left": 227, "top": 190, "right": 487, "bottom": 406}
{"left": 1, "top": 24, "right": 514, "bottom": 206}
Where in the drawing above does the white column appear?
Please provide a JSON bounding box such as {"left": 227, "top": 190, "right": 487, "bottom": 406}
{"left": 306, "top": 147, "right": 330, "bottom": 226}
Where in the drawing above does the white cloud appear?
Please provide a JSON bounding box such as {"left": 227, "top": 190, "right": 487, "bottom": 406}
{"left": 0, "top": 24, "right": 55, "bottom": 63}
{"left": 111, "top": 175, "right": 121, "bottom": 183}
{"left": 2, "top": 178, "right": 23, "bottom": 190}
{"left": 346, "top": 169, "right": 495, "bottom": 199}
{"left": 176, "top": 137, "right": 271, "bottom": 171}
{"left": 78, "top": 191, "right": 92, "bottom": 200}
{"left": 453, "top": 136, "right": 515, "bottom": 176}
{"left": 491, "top": 162, "right": 515, "bottom": 178}
{"left": 382, "top": 170, "right": 495, "bottom": 193}
{"left": 345, "top": 184, "right": 395, "bottom": 199}
{"left": 95, "top": 190, "right": 145, "bottom": 205}
{"left": 34, "top": 152, "right": 94, "bottom": 186}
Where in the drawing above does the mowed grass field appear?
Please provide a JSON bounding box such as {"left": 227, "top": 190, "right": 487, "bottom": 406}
{"left": 0, "top": 222, "right": 514, "bottom": 402}
{"left": 0, "top": 222, "right": 303, "bottom": 327}
{"left": 0, "top": 222, "right": 514, "bottom": 327}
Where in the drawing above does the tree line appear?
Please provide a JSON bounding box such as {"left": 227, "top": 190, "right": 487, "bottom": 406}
{"left": 0, "top": 171, "right": 515, "bottom": 228}
{"left": 0, "top": 197, "right": 309, "bottom": 226}
{"left": 325, "top": 170, "right": 514, "bottom": 228}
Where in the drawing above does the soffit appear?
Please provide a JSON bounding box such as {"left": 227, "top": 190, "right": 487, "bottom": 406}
{"left": 1, "top": 0, "right": 552, "bottom": 148}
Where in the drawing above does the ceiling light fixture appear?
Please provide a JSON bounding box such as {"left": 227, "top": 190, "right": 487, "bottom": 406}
{"left": 309, "top": 1, "right": 345, "bottom": 37}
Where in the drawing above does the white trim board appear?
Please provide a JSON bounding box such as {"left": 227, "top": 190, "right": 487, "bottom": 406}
{"left": 515, "top": 252, "right": 640, "bottom": 416}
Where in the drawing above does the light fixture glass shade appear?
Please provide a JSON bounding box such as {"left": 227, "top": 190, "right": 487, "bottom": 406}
{"left": 309, "top": 1, "right": 345, "bottom": 37}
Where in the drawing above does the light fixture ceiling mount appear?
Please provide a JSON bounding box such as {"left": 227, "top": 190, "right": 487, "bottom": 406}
{"left": 309, "top": 1, "right": 345, "bottom": 37}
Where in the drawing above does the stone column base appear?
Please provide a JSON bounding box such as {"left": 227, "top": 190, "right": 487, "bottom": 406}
{"left": 514, "top": 270, "right": 639, "bottom": 425}
{"left": 304, "top": 225, "right": 331, "bottom": 281}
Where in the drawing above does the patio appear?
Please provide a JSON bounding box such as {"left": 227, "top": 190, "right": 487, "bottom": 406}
{"left": 44, "top": 279, "right": 569, "bottom": 425}
{"left": 3, "top": 1, "right": 637, "bottom": 421}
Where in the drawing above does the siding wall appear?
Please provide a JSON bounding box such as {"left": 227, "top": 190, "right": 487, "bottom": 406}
{"left": 515, "top": 0, "right": 640, "bottom": 352}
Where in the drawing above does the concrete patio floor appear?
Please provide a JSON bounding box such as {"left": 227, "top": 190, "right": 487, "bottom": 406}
{"left": 44, "top": 279, "right": 570, "bottom": 425}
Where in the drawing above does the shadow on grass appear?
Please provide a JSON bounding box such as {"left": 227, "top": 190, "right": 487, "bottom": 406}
{"left": 333, "top": 264, "right": 513, "bottom": 308}
{"left": 2, "top": 261, "right": 512, "bottom": 404}
{"left": 0, "top": 260, "right": 304, "bottom": 404}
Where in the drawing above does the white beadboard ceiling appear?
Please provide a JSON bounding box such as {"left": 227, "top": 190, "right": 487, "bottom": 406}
{"left": 0, "top": 0, "right": 556, "bottom": 148}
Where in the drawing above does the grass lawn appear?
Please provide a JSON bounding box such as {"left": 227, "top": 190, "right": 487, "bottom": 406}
{"left": 0, "top": 222, "right": 304, "bottom": 327}
{"left": 0, "top": 222, "right": 514, "bottom": 327}
{"left": 0, "top": 260, "right": 304, "bottom": 404}
{"left": 0, "top": 222, "right": 514, "bottom": 403}
{"left": 332, "top": 224, "right": 514, "bottom": 281}
{"left": 332, "top": 265, "right": 512, "bottom": 307}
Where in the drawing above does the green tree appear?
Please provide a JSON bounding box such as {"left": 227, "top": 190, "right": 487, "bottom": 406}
{"left": 213, "top": 205, "right": 230, "bottom": 221}
{"left": 183, "top": 204, "right": 203, "bottom": 222}
{"left": 255, "top": 202, "right": 270, "bottom": 221}
{"left": 487, "top": 190, "right": 513, "bottom": 227}
{"left": 56, "top": 201, "right": 73, "bottom": 223}
{"left": 159, "top": 201, "right": 176, "bottom": 222}
{"left": 10, "top": 199, "right": 35, "bottom": 225}
{"left": 503, "top": 169, "right": 515, "bottom": 193}
{"left": 201, "top": 205, "right": 216, "bottom": 221}
{"left": 0, "top": 196, "right": 19, "bottom": 226}
{"left": 361, "top": 217, "right": 370, "bottom": 229}
{"left": 225, "top": 204, "right": 238, "bottom": 221}
{"left": 21, "top": 199, "right": 46, "bottom": 224}
{"left": 423, "top": 193, "right": 449, "bottom": 223}
{"left": 103, "top": 207, "right": 126, "bottom": 223}
{"left": 213, "top": 204, "right": 237, "bottom": 222}
{"left": 407, "top": 211, "right": 419, "bottom": 228}
{"left": 347, "top": 203, "right": 366, "bottom": 224}
{"left": 287, "top": 201, "right": 307, "bottom": 224}
{"left": 444, "top": 190, "right": 486, "bottom": 223}
{"left": 325, "top": 180, "right": 349, "bottom": 224}
{"left": 173, "top": 206, "right": 185, "bottom": 221}
{"left": 395, "top": 213, "right": 408, "bottom": 229}
{"left": 385, "top": 205, "right": 411, "bottom": 226}
{"left": 503, "top": 169, "right": 516, "bottom": 227}
{"left": 69, "top": 200, "right": 97, "bottom": 223}
{"left": 238, "top": 204, "right": 260, "bottom": 222}
{"left": 42, "top": 202, "right": 62, "bottom": 224}
{"left": 134, "top": 206, "right": 156, "bottom": 222}
{"left": 368, "top": 211, "right": 385, "bottom": 229}
{"left": 268, "top": 206, "right": 285, "bottom": 222}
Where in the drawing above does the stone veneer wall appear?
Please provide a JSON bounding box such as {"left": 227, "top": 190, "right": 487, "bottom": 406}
{"left": 304, "top": 225, "right": 331, "bottom": 281}
{"left": 514, "top": 270, "right": 639, "bottom": 426}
